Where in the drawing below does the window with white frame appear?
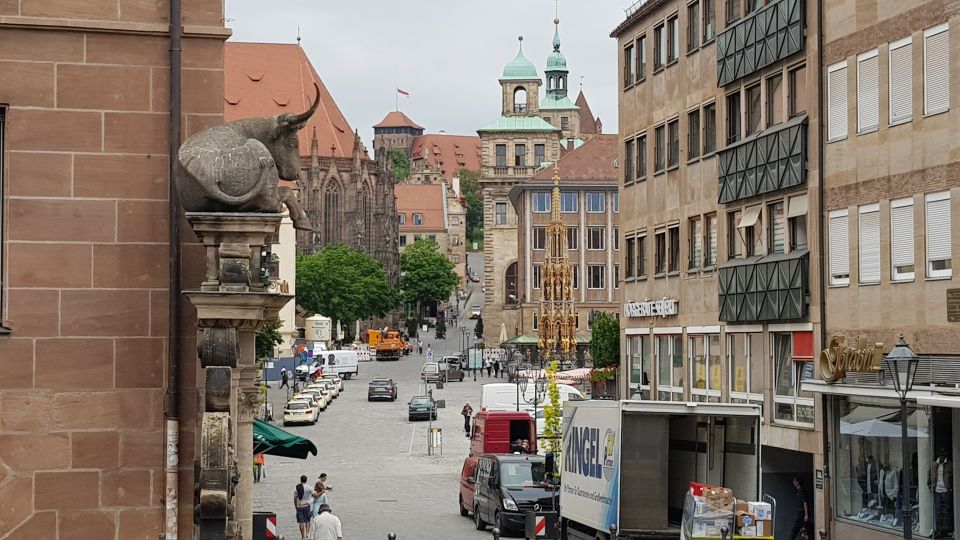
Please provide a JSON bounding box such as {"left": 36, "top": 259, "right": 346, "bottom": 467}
{"left": 856, "top": 50, "right": 879, "bottom": 133}
{"left": 532, "top": 264, "right": 543, "bottom": 289}
{"left": 561, "top": 192, "right": 578, "bottom": 213}
{"left": 689, "top": 216, "right": 703, "bottom": 269}
{"left": 628, "top": 335, "right": 652, "bottom": 399}
{"left": 890, "top": 197, "right": 915, "bottom": 281}
{"left": 532, "top": 191, "right": 551, "bottom": 213}
{"left": 690, "top": 334, "right": 721, "bottom": 402}
{"left": 829, "top": 209, "right": 850, "bottom": 285}
{"left": 925, "top": 191, "right": 952, "bottom": 278}
{"left": 773, "top": 333, "right": 815, "bottom": 424}
{"left": 587, "top": 264, "right": 605, "bottom": 289}
{"left": 827, "top": 61, "right": 848, "bottom": 141}
{"left": 586, "top": 192, "right": 605, "bottom": 213}
{"left": 587, "top": 226, "right": 605, "bottom": 250}
{"left": 495, "top": 202, "right": 507, "bottom": 225}
{"left": 923, "top": 23, "right": 950, "bottom": 116}
{"left": 413, "top": 213, "right": 423, "bottom": 225}
{"left": 398, "top": 213, "right": 406, "bottom": 225}
{"left": 889, "top": 37, "right": 913, "bottom": 124}
{"left": 567, "top": 226, "right": 578, "bottom": 250}
{"left": 858, "top": 204, "right": 880, "bottom": 283}
{"left": 656, "top": 335, "right": 684, "bottom": 401}
{"left": 728, "top": 332, "right": 764, "bottom": 405}
{"left": 533, "top": 226, "right": 546, "bottom": 250}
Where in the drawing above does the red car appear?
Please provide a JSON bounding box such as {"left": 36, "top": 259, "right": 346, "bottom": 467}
{"left": 459, "top": 455, "right": 479, "bottom": 517}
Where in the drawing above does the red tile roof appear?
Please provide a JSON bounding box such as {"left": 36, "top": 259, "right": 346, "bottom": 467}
{"left": 224, "top": 42, "right": 355, "bottom": 158}
{"left": 395, "top": 183, "right": 446, "bottom": 231}
{"left": 410, "top": 134, "right": 482, "bottom": 179}
{"left": 532, "top": 134, "right": 618, "bottom": 183}
{"left": 575, "top": 91, "right": 599, "bottom": 135}
{"left": 374, "top": 111, "right": 423, "bottom": 129}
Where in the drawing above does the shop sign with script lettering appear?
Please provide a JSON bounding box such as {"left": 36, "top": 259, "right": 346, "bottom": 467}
{"left": 819, "top": 336, "right": 884, "bottom": 383}
{"left": 623, "top": 298, "right": 679, "bottom": 318}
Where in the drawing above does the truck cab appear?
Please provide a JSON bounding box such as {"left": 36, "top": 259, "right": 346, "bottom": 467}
{"left": 471, "top": 453, "right": 555, "bottom": 534}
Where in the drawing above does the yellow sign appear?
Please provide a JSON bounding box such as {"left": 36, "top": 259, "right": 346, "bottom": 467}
{"left": 734, "top": 367, "right": 746, "bottom": 393}
{"left": 710, "top": 364, "right": 722, "bottom": 390}
{"left": 820, "top": 336, "right": 884, "bottom": 383}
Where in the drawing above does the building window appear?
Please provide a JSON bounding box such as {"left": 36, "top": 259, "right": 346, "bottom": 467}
{"left": 533, "top": 226, "right": 546, "bottom": 250}
{"left": 705, "top": 213, "right": 717, "bottom": 266}
{"left": 687, "top": 108, "right": 701, "bottom": 160}
{"left": 567, "top": 226, "right": 578, "bottom": 250}
{"left": 744, "top": 0, "right": 762, "bottom": 14}
{"left": 587, "top": 226, "right": 606, "bottom": 250}
{"left": 532, "top": 264, "right": 542, "bottom": 289}
{"left": 829, "top": 209, "right": 850, "bottom": 285}
{"left": 628, "top": 335, "right": 652, "bottom": 399}
{"left": 638, "top": 35, "right": 648, "bottom": 80}
{"left": 413, "top": 213, "right": 423, "bottom": 225}
{"left": 857, "top": 50, "right": 880, "bottom": 133}
{"left": 624, "top": 43, "right": 636, "bottom": 88}
{"left": 726, "top": 91, "right": 741, "bottom": 144}
{"left": 654, "top": 23, "right": 666, "bottom": 70}
{"left": 727, "top": 210, "right": 742, "bottom": 259}
{"left": 561, "top": 117, "right": 570, "bottom": 131}
{"left": 745, "top": 83, "right": 761, "bottom": 136}
{"left": 857, "top": 204, "right": 881, "bottom": 284}
{"left": 561, "top": 191, "right": 578, "bottom": 213}
{"left": 767, "top": 201, "right": 785, "bottom": 254}
{"left": 690, "top": 334, "right": 722, "bottom": 401}
{"left": 787, "top": 194, "right": 808, "bottom": 252}
{"left": 532, "top": 312, "right": 539, "bottom": 330}
{"left": 655, "top": 335, "right": 684, "bottom": 400}
{"left": 495, "top": 202, "right": 507, "bottom": 225}
{"left": 638, "top": 235, "right": 648, "bottom": 277}
{"left": 515, "top": 144, "right": 527, "bottom": 167}
{"left": 614, "top": 226, "right": 620, "bottom": 250}
{"left": 668, "top": 14, "right": 680, "bottom": 63}
{"left": 586, "top": 192, "right": 606, "bottom": 213}
{"left": 587, "top": 264, "right": 605, "bottom": 289}
{"left": 925, "top": 191, "right": 952, "bottom": 278}
{"left": 637, "top": 134, "right": 648, "bottom": 180}
{"left": 613, "top": 192, "right": 619, "bottom": 213}
{"left": 725, "top": 0, "right": 740, "bottom": 25}
{"left": 572, "top": 264, "right": 579, "bottom": 289}
{"left": 687, "top": 1, "right": 700, "bottom": 51}
{"left": 889, "top": 37, "right": 913, "bottom": 124}
{"left": 890, "top": 197, "right": 915, "bottom": 281}
{"left": 767, "top": 73, "right": 783, "bottom": 127}
{"left": 728, "top": 332, "right": 764, "bottom": 404}
{"left": 788, "top": 64, "right": 807, "bottom": 117}
{"left": 689, "top": 216, "right": 703, "bottom": 269}
{"left": 626, "top": 237, "right": 637, "bottom": 278}
{"left": 703, "top": 102, "right": 716, "bottom": 154}
{"left": 667, "top": 118, "right": 679, "bottom": 167}
{"left": 614, "top": 264, "right": 621, "bottom": 288}
{"left": 625, "top": 138, "right": 636, "bottom": 183}
{"left": 655, "top": 230, "right": 667, "bottom": 275}
{"left": 532, "top": 191, "right": 551, "bottom": 213}
{"left": 773, "top": 333, "right": 815, "bottom": 424}
{"left": 495, "top": 144, "right": 507, "bottom": 167}
{"left": 398, "top": 213, "right": 406, "bottom": 225}
{"left": 740, "top": 205, "right": 762, "bottom": 257}
{"left": 828, "top": 61, "right": 848, "bottom": 141}
{"left": 923, "top": 23, "right": 950, "bottom": 116}
{"left": 667, "top": 225, "right": 680, "bottom": 273}
{"left": 534, "top": 144, "right": 545, "bottom": 167}
{"left": 399, "top": 235, "right": 407, "bottom": 247}
{"left": 702, "top": 0, "right": 715, "bottom": 42}
{"left": 654, "top": 124, "right": 666, "bottom": 172}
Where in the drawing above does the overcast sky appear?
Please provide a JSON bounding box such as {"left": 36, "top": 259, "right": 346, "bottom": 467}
{"left": 226, "top": 0, "right": 628, "bottom": 148}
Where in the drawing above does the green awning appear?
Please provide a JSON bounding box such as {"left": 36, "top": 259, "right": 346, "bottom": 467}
{"left": 253, "top": 419, "right": 318, "bottom": 459}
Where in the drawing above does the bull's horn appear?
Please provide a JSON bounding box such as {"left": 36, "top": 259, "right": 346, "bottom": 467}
{"left": 289, "top": 82, "right": 320, "bottom": 126}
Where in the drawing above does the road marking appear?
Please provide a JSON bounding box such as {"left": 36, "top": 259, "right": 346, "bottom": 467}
{"left": 407, "top": 424, "right": 416, "bottom": 455}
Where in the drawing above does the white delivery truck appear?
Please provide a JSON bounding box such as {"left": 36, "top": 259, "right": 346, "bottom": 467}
{"left": 560, "top": 400, "right": 762, "bottom": 540}
{"left": 308, "top": 350, "right": 360, "bottom": 380}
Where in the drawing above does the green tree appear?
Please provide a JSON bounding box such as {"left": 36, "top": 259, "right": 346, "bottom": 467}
{"left": 400, "top": 239, "right": 459, "bottom": 318}
{"left": 435, "top": 318, "right": 447, "bottom": 339}
{"left": 458, "top": 169, "right": 483, "bottom": 244}
{"left": 388, "top": 149, "right": 410, "bottom": 180}
{"left": 255, "top": 319, "right": 283, "bottom": 361}
{"left": 589, "top": 312, "right": 621, "bottom": 369}
{"left": 296, "top": 245, "right": 397, "bottom": 328}
{"left": 474, "top": 315, "right": 484, "bottom": 339}
{"left": 543, "top": 359, "right": 563, "bottom": 458}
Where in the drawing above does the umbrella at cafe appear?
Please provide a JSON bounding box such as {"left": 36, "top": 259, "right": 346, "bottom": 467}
{"left": 253, "top": 419, "right": 318, "bottom": 459}
{"left": 499, "top": 323, "right": 508, "bottom": 347}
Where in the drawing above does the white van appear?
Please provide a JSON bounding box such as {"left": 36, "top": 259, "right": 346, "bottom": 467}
{"left": 479, "top": 382, "right": 584, "bottom": 412}
{"left": 310, "top": 350, "right": 359, "bottom": 380}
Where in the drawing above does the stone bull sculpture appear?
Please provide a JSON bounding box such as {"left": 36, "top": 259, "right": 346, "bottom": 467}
{"left": 176, "top": 83, "right": 320, "bottom": 231}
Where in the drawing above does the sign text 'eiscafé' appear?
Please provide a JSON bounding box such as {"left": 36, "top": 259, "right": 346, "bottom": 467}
{"left": 820, "top": 336, "right": 884, "bottom": 383}
{"left": 623, "top": 298, "right": 679, "bottom": 318}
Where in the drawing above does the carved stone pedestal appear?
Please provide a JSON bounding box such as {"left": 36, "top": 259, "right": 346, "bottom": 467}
{"left": 183, "top": 213, "right": 293, "bottom": 540}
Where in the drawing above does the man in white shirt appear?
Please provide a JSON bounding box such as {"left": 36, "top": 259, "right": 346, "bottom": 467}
{"left": 310, "top": 504, "right": 342, "bottom": 540}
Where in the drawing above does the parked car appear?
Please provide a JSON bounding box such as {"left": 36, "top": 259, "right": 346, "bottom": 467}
{"left": 469, "top": 305, "right": 481, "bottom": 319}
{"left": 295, "top": 361, "right": 320, "bottom": 381}
{"left": 320, "top": 373, "right": 343, "bottom": 392}
{"left": 421, "top": 362, "right": 442, "bottom": 383}
{"left": 459, "top": 455, "right": 479, "bottom": 517}
{"left": 313, "top": 379, "right": 339, "bottom": 399}
{"left": 470, "top": 453, "right": 552, "bottom": 534}
{"left": 282, "top": 399, "right": 317, "bottom": 426}
{"left": 408, "top": 395, "right": 437, "bottom": 421}
{"left": 440, "top": 356, "right": 465, "bottom": 382}
{"left": 304, "top": 385, "right": 332, "bottom": 408}
{"left": 367, "top": 378, "right": 398, "bottom": 401}
{"left": 469, "top": 274, "right": 480, "bottom": 283}
{"left": 293, "top": 390, "right": 327, "bottom": 412}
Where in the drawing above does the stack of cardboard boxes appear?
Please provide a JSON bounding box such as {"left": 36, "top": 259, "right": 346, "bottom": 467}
{"left": 735, "top": 500, "right": 773, "bottom": 537}
{"left": 684, "top": 483, "right": 774, "bottom": 539}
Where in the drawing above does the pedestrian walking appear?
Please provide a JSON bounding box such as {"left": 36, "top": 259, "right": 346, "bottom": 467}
{"left": 789, "top": 476, "right": 812, "bottom": 540}
{"left": 280, "top": 368, "right": 290, "bottom": 389}
{"left": 294, "top": 475, "right": 314, "bottom": 540}
{"left": 417, "top": 338, "right": 423, "bottom": 355}
{"left": 493, "top": 359, "right": 501, "bottom": 378}
{"left": 310, "top": 477, "right": 328, "bottom": 517}
{"left": 485, "top": 358, "right": 492, "bottom": 378}
{"left": 309, "top": 503, "right": 342, "bottom": 540}
{"left": 254, "top": 453, "right": 264, "bottom": 483}
{"left": 461, "top": 402, "right": 474, "bottom": 436}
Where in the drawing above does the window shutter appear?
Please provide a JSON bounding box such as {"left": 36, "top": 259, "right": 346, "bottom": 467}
{"left": 859, "top": 205, "right": 880, "bottom": 283}
{"left": 924, "top": 24, "right": 950, "bottom": 115}
{"left": 889, "top": 38, "right": 913, "bottom": 123}
{"left": 829, "top": 210, "right": 850, "bottom": 283}
{"left": 857, "top": 51, "right": 879, "bottom": 132}
{"left": 926, "top": 192, "right": 952, "bottom": 267}
{"left": 890, "top": 198, "right": 915, "bottom": 272}
{"left": 828, "top": 63, "right": 848, "bottom": 140}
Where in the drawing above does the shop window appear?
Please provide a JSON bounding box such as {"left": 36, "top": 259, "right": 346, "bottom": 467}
{"left": 772, "top": 333, "right": 814, "bottom": 424}
{"left": 668, "top": 225, "right": 680, "bottom": 273}
{"left": 533, "top": 226, "right": 546, "bottom": 250}
{"left": 628, "top": 335, "right": 652, "bottom": 399}
{"left": 495, "top": 202, "right": 508, "bottom": 225}
{"left": 567, "top": 226, "right": 578, "bottom": 250}
{"left": 728, "top": 332, "right": 764, "bottom": 405}
{"left": 690, "top": 334, "right": 722, "bottom": 402}
{"left": 638, "top": 235, "right": 648, "bottom": 278}
{"left": 587, "top": 226, "right": 606, "bottom": 250}
{"left": 532, "top": 191, "right": 551, "bottom": 213}
{"left": 656, "top": 335, "right": 684, "bottom": 401}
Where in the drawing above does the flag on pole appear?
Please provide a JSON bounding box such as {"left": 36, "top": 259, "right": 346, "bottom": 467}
{"left": 397, "top": 88, "right": 410, "bottom": 96}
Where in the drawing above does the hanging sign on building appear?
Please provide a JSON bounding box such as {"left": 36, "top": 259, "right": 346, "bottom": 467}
{"left": 819, "top": 336, "right": 884, "bottom": 383}
{"left": 623, "top": 298, "right": 678, "bottom": 318}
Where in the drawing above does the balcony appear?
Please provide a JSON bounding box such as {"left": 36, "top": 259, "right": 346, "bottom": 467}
{"left": 718, "top": 249, "right": 808, "bottom": 322}
{"left": 487, "top": 166, "right": 535, "bottom": 177}
{"left": 718, "top": 116, "right": 806, "bottom": 204}
{"left": 716, "top": 0, "right": 804, "bottom": 87}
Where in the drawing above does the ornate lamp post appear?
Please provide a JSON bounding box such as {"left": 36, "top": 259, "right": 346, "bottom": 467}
{"left": 885, "top": 335, "right": 920, "bottom": 540}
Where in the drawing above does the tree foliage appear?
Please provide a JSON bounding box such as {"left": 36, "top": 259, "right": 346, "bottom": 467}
{"left": 296, "top": 245, "right": 397, "bottom": 327}
{"left": 458, "top": 169, "right": 483, "bottom": 244}
{"left": 589, "top": 312, "right": 621, "bottom": 369}
{"left": 400, "top": 239, "right": 459, "bottom": 315}
{"left": 543, "top": 359, "right": 563, "bottom": 458}
{"left": 474, "top": 314, "right": 484, "bottom": 339}
{"left": 435, "top": 318, "right": 447, "bottom": 339}
{"left": 255, "top": 319, "right": 283, "bottom": 361}
{"left": 388, "top": 149, "right": 410, "bottom": 180}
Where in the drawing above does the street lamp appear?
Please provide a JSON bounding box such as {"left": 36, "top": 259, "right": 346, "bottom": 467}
{"left": 884, "top": 334, "right": 920, "bottom": 540}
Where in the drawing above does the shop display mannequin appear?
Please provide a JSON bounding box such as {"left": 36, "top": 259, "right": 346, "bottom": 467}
{"left": 928, "top": 451, "right": 954, "bottom": 537}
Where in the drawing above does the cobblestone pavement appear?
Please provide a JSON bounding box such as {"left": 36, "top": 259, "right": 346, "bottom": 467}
{"left": 254, "top": 260, "right": 514, "bottom": 540}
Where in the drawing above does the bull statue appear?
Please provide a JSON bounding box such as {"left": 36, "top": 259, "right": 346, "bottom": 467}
{"left": 176, "top": 84, "right": 321, "bottom": 230}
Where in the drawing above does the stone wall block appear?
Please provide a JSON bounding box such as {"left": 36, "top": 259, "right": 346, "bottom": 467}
{"left": 5, "top": 109, "right": 102, "bottom": 152}
{"left": 58, "top": 510, "right": 117, "bottom": 540}
{"left": 115, "top": 338, "right": 165, "bottom": 388}
{"left": 7, "top": 199, "right": 115, "bottom": 242}
{"left": 35, "top": 338, "right": 114, "bottom": 390}
{"left": 71, "top": 431, "right": 120, "bottom": 469}
{"left": 3, "top": 289, "right": 58, "bottom": 336}
{"left": 0, "top": 339, "right": 34, "bottom": 389}
{"left": 0, "top": 61, "right": 54, "bottom": 107}
{"left": 73, "top": 153, "right": 168, "bottom": 200}
{"left": 7, "top": 243, "right": 93, "bottom": 287}
{"left": 93, "top": 244, "right": 168, "bottom": 289}
{"left": 103, "top": 112, "right": 168, "bottom": 154}
{"left": 60, "top": 290, "right": 150, "bottom": 337}
{"left": 0, "top": 432, "right": 70, "bottom": 471}
{"left": 6, "top": 151, "right": 72, "bottom": 197}
{"left": 34, "top": 470, "right": 99, "bottom": 510}
{"left": 57, "top": 64, "right": 151, "bottom": 111}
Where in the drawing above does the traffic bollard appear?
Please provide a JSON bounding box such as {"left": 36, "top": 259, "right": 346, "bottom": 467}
{"left": 491, "top": 527, "right": 500, "bottom": 539}
{"left": 387, "top": 534, "right": 396, "bottom": 540}
{"left": 720, "top": 526, "right": 729, "bottom": 540}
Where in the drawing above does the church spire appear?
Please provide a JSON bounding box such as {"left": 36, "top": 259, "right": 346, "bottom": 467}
{"left": 544, "top": 15, "right": 569, "bottom": 99}
{"left": 538, "top": 162, "right": 577, "bottom": 359}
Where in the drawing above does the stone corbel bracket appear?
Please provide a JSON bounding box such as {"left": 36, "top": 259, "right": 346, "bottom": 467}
{"left": 186, "top": 212, "right": 285, "bottom": 293}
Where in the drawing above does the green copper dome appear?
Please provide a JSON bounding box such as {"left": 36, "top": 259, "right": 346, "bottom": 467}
{"left": 501, "top": 48, "right": 539, "bottom": 80}
{"left": 546, "top": 24, "right": 567, "bottom": 72}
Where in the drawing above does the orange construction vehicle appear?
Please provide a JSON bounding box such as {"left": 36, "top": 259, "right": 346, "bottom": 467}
{"left": 367, "top": 329, "right": 404, "bottom": 361}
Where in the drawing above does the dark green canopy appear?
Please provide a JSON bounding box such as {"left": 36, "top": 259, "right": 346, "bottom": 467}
{"left": 253, "top": 419, "right": 318, "bottom": 459}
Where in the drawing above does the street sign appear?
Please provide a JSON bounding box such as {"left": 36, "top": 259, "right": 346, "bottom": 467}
{"left": 815, "top": 469, "right": 824, "bottom": 489}
{"left": 535, "top": 515, "right": 546, "bottom": 536}
{"left": 426, "top": 351, "right": 434, "bottom": 359}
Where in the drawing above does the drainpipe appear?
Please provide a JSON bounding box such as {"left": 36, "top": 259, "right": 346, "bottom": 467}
{"left": 815, "top": 0, "right": 830, "bottom": 537}
{"left": 164, "top": 0, "right": 183, "bottom": 537}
